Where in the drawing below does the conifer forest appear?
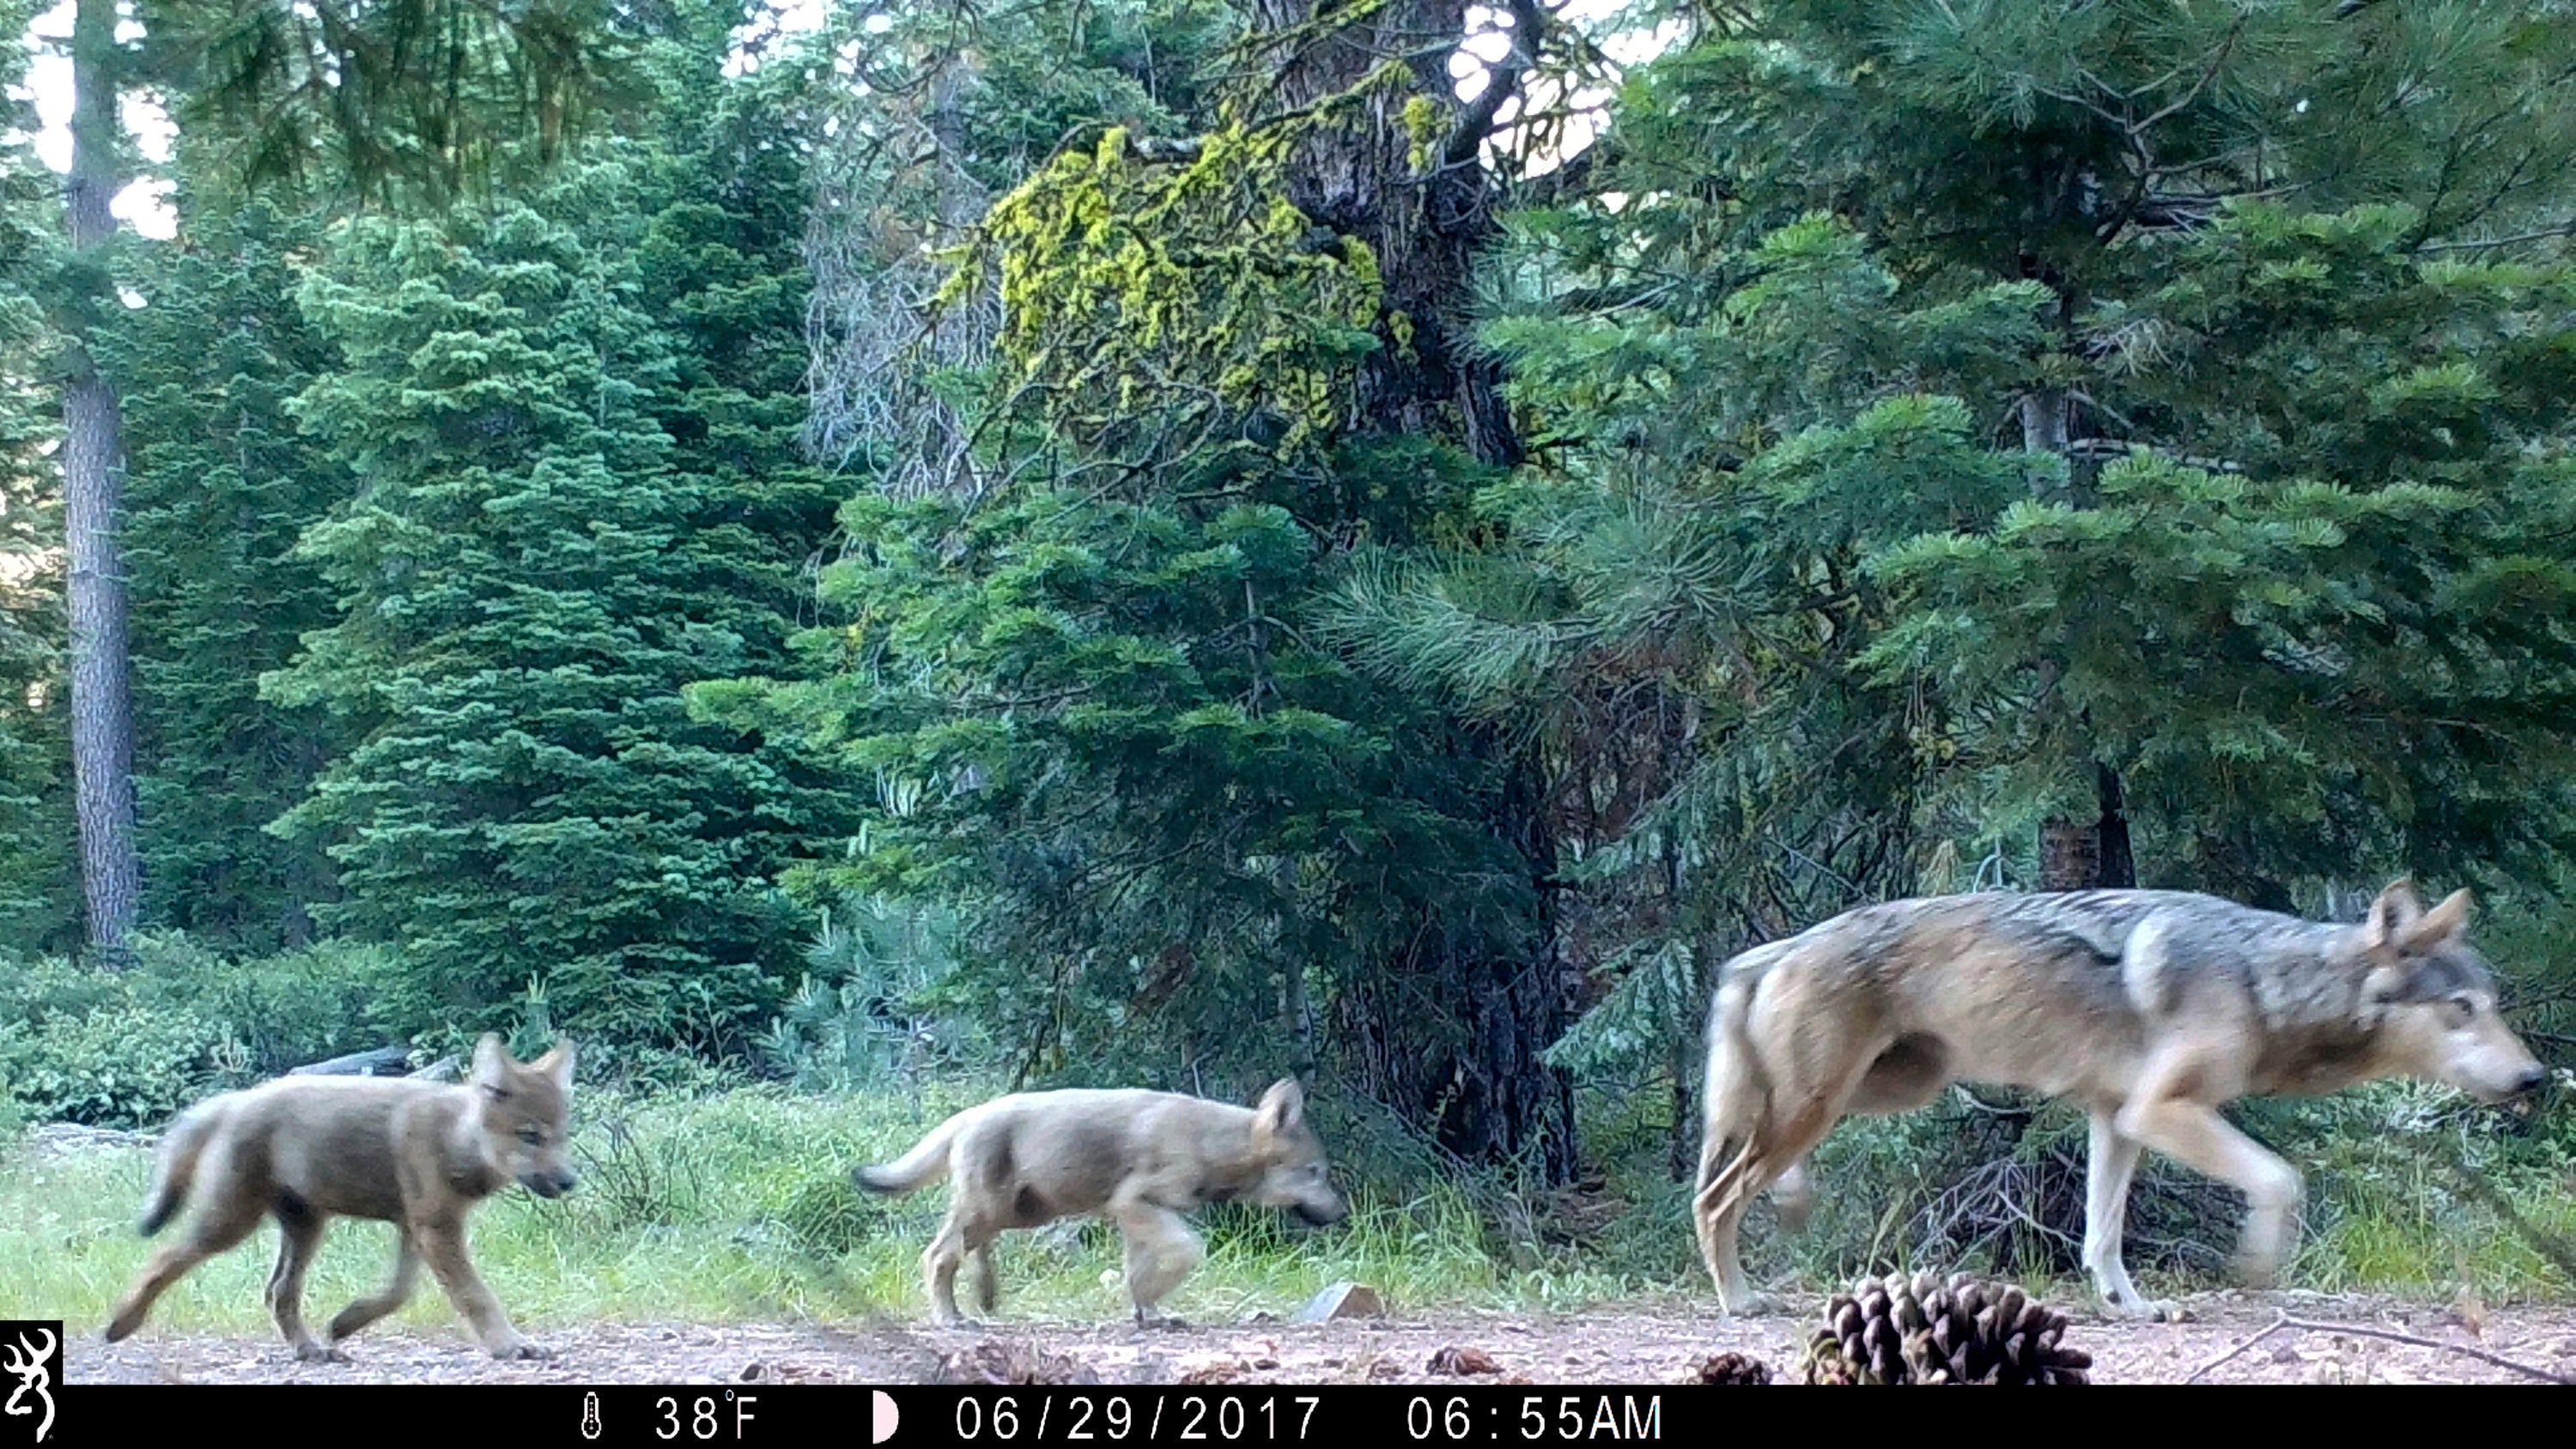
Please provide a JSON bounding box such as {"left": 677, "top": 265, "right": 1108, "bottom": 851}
{"left": 3, "top": 0, "right": 2574, "bottom": 1375}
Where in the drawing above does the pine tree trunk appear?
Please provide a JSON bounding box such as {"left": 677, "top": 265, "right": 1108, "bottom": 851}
{"left": 2092, "top": 762, "right": 2135, "bottom": 889}
{"left": 64, "top": 0, "right": 138, "bottom": 964}
{"left": 2022, "top": 385, "right": 2135, "bottom": 892}
{"left": 1252, "top": 0, "right": 1523, "bottom": 467}
{"left": 1254, "top": 0, "right": 1570, "bottom": 1177}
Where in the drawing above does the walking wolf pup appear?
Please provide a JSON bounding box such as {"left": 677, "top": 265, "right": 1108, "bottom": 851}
{"left": 1695, "top": 881, "right": 2548, "bottom": 1319}
{"left": 855, "top": 1079, "right": 1347, "bottom": 1326}
{"left": 104, "top": 1034, "right": 579, "bottom": 1361}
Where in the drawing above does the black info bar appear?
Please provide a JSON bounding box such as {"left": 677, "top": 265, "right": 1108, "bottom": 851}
{"left": 39, "top": 1383, "right": 1694, "bottom": 1446}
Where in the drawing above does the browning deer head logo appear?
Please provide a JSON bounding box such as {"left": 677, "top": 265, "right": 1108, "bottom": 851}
{"left": 0, "top": 1325, "right": 56, "bottom": 1444}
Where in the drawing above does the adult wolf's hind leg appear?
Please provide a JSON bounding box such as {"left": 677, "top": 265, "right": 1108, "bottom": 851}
{"left": 266, "top": 1197, "right": 341, "bottom": 1361}
{"left": 1696, "top": 1064, "right": 1874, "bottom": 1316}
{"left": 328, "top": 1228, "right": 422, "bottom": 1344}
{"left": 1769, "top": 1161, "right": 1814, "bottom": 1235}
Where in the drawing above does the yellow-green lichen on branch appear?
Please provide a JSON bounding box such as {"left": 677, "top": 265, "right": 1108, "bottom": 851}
{"left": 961, "top": 106, "right": 1390, "bottom": 465}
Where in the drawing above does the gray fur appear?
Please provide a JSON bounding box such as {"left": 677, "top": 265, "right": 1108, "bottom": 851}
{"left": 855, "top": 1080, "right": 1347, "bottom": 1327}
{"left": 1693, "top": 881, "right": 2544, "bottom": 1320}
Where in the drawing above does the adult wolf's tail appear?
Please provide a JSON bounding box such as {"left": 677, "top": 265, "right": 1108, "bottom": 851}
{"left": 1694, "top": 943, "right": 1789, "bottom": 1294}
{"left": 136, "top": 1100, "right": 225, "bottom": 1236}
{"left": 854, "top": 1109, "right": 973, "bottom": 1195}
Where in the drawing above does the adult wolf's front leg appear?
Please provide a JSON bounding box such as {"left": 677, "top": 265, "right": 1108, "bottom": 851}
{"left": 2080, "top": 1112, "right": 2177, "bottom": 1320}
{"left": 2115, "top": 1063, "right": 2305, "bottom": 1291}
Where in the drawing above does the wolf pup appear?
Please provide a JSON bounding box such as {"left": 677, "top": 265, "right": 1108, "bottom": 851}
{"left": 105, "top": 1034, "right": 579, "bottom": 1361}
{"left": 1695, "top": 880, "right": 2549, "bottom": 1320}
{"left": 855, "top": 1079, "right": 1347, "bottom": 1327}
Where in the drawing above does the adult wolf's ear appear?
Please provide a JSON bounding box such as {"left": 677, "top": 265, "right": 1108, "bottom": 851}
{"left": 2402, "top": 888, "right": 2475, "bottom": 952}
{"left": 2365, "top": 879, "right": 2426, "bottom": 949}
{"left": 471, "top": 1032, "right": 509, "bottom": 1093}
{"left": 1254, "top": 1078, "right": 1306, "bottom": 1138}
{"left": 533, "top": 1040, "right": 578, "bottom": 1092}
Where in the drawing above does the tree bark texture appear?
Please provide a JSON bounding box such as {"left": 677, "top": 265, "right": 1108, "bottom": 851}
{"left": 1252, "top": 0, "right": 1524, "bottom": 468}
{"left": 2021, "top": 385, "right": 2135, "bottom": 891}
{"left": 65, "top": 0, "right": 139, "bottom": 962}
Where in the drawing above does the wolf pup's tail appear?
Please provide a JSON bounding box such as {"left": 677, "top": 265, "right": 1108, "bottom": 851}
{"left": 137, "top": 1100, "right": 225, "bottom": 1236}
{"left": 854, "top": 1110, "right": 972, "bottom": 1195}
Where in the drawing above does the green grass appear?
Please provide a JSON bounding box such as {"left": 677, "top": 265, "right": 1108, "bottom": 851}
{"left": 6, "top": 1080, "right": 2568, "bottom": 1343}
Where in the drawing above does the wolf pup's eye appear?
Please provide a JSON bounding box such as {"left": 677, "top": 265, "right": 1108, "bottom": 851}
{"left": 518, "top": 1127, "right": 544, "bottom": 1146}
{"left": 2445, "top": 994, "right": 2476, "bottom": 1026}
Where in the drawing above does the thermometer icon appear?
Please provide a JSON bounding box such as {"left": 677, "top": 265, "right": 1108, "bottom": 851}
{"left": 580, "top": 1391, "right": 602, "bottom": 1440}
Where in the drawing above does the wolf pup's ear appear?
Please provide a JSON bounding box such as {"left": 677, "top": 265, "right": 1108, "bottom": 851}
{"left": 534, "top": 1040, "right": 577, "bottom": 1092}
{"left": 2403, "top": 888, "right": 2476, "bottom": 951}
{"left": 471, "top": 1033, "right": 510, "bottom": 1093}
{"left": 2366, "top": 879, "right": 2426, "bottom": 949}
{"left": 1255, "top": 1078, "right": 1305, "bottom": 1137}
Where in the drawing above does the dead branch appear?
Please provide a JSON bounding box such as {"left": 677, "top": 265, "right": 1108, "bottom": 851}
{"left": 2185, "top": 1308, "right": 2576, "bottom": 1385}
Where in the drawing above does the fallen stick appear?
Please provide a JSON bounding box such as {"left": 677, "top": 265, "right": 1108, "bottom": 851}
{"left": 2183, "top": 1310, "right": 2289, "bottom": 1383}
{"left": 2185, "top": 1309, "right": 2574, "bottom": 1385}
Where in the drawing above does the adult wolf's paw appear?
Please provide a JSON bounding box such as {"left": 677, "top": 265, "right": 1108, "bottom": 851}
{"left": 294, "top": 1343, "right": 353, "bottom": 1364}
{"left": 492, "top": 1338, "right": 554, "bottom": 1361}
{"left": 2231, "top": 1249, "right": 2282, "bottom": 1290}
{"left": 2104, "top": 1295, "right": 2182, "bottom": 1323}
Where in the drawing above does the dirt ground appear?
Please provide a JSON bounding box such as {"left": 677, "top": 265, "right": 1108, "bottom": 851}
{"left": 64, "top": 1290, "right": 2576, "bottom": 1386}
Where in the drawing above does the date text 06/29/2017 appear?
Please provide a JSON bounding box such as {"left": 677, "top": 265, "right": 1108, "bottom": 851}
{"left": 927, "top": 1391, "right": 1664, "bottom": 1443}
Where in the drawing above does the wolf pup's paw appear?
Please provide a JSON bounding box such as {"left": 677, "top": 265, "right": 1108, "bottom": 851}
{"left": 491, "top": 1337, "right": 554, "bottom": 1361}
{"left": 1716, "top": 1292, "right": 1781, "bottom": 1318}
{"left": 293, "top": 1343, "right": 352, "bottom": 1364}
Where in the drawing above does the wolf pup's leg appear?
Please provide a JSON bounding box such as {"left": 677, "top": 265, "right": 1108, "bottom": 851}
{"left": 265, "top": 1197, "right": 343, "bottom": 1362}
{"left": 969, "top": 1245, "right": 1000, "bottom": 1317}
{"left": 413, "top": 1213, "right": 547, "bottom": 1360}
{"left": 1112, "top": 1200, "right": 1203, "bottom": 1330}
{"left": 2080, "top": 1111, "right": 2175, "bottom": 1320}
{"left": 104, "top": 1151, "right": 266, "bottom": 1343}
{"left": 920, "top": 1202, "right": 997, "bottom": 1327}
{"left": 328, "top": 1229, "right": 423, "bottom": 1345}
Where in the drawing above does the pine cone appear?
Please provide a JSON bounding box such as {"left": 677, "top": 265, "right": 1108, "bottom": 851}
{"left": 1804, "top": 1272, "right": 2093, "bottom": 1385}
{"left": 1692, "top": 1351, "right": 1772, "bottom": 1385}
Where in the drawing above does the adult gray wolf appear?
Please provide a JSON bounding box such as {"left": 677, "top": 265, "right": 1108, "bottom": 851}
{"left": 1694, "top": 881, "right": 2548, "bottom": 1319}
{"left": 855, "top": 1079, "right": 1348, "bottom": 1326}
{"left": 104, "top": 1034, "right": 579, "bottom": 1361}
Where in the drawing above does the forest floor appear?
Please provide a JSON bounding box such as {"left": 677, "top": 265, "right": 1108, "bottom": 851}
{"left": 66, "top": 1291, "right": 2576, "bottom": 1385}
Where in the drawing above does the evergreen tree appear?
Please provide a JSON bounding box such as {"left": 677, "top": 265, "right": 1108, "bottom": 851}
{"left": 111, "top": 186, "right": 350, "bottom": 950}
{"left": 0, "top": 0, "right": 77, "bottom": 953}
{"left": 265, "top": 153, "right": 814, "bottom": 1050}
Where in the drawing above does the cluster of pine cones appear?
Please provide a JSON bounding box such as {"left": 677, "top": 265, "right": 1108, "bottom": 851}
{"left": 1800, "top": 1272, "right": 2093, "bottom": 1385}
